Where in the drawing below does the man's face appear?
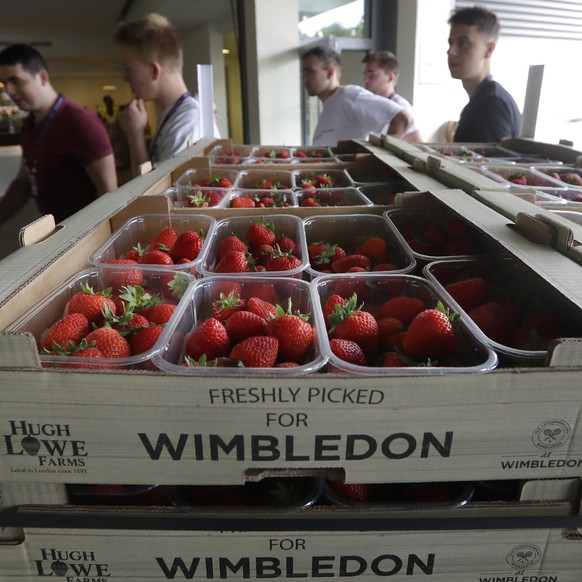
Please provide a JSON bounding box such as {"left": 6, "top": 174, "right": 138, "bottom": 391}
{"left": 447, "top": 23, "right": 493, "bottom": 81}
{"left": 302, "top": 55, "right": 332, "bottom": 97}
{"left": 0, "top": 63, "right": 43, "bottom": 112}
{"left": 120, "top": 46, "right": 155, "bottom": 100}
{"left": 363, "top": 61, "right": 391, "bottom": 95}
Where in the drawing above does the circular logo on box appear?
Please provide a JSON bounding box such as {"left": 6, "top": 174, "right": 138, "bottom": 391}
{"left": 506, "top": 544, "right": 542, "bottom": 569}
{"left": 532, "top": 419, "right": 571, "bottom": 451}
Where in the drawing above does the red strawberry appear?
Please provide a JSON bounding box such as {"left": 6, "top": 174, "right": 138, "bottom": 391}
{"left": 230, "top": 197, "right": 256, "bottom": 208}
{"left": 402, "top": 303, "right": 459, "bottom": 360}
{"left": 101, "top": 259, "right": 144, "bottom": 291}
{"left": 377, "top": 317, "right": 405, "bottom": 351}
{"left": 217, "top": 236, "right": 249, "bottom": 260}
{"left": 215, "top": 250, "right": 251, "bottom": 273}
{"left": 561, "top": 172, "right": 582, "bottom": 186}
{"left": 267, "top": 304, "right": 314, "bottom": 364}
{"left": 224, "top": 310, "right": 268, "bottom": 344}
{"left": 264, "top": 250, "right": 302, "bottom": 272}
{"left": 84, "top": 326, "right": 131, "bottom": 359}
{"left": 186, "top": 189, "right": 224, "bottom": 208}
{"left": 212, "top": 291, "right": 246, "bottom": 322}
{"left": 138, "top": 249, "right": 174, "bottom": 266}
{"left": 330, "top": 338, "right": 367, "bottom": 366}
{"left": 379, "top": 351, "right": 409, "bottom": 367}
{"left": 42, "top": 313, "right": 90, "bottom": 352}
{"left": 246, "top": 218, "right": 276, "bottom": 248}
{"left": 328, "top": 294, "right": 379, "bottom": 358}
{"left": 323, "top": 294, "right": 348, "bottom": 323}
{"left": 444, "top": 277, "right": 488, "bottom": 311}
{"left": 300, "top": 196, "right": 321, "bottom": 207}
{"left": 327, "top": 481, "right": 371, "bottom": 503}
{"left": 228, "top": 336, "right": 279, "bottom": 367}
{"left": 186, "top": 318, "right": 231, "bottom": 360}
{"left": 508, "top": 172, "right": 528, "bottom": 185}
{"left": 140, "top": 303, "right": 176, "bottom": 325}
{"left": 355, "top": 236, "right": 388, "bottom": 261}
{"left": 150, "top": 227, "right": 178, "bottom": 252}
{"left": 130, "top": 324, "right": 164, "bottom": 355}
{"left": 468, "top": 301, "right": 519, "bottom": 344}
{"left": 379, "top": 296, "right": 426, "bottom": 325}
{"left": 277, "top": 235, "right": 296, "bottom": 254}
{"left": 331, "top": 254, "right": 371, "bottom": 273}
{"left": 169, "top": 231, "right": 204, "bottom": 262}
{"left": 247, "top": 296, "right": 278, "bottom": 320}
{"left": 66, "top": 284, "right": 116, "bottom": 326}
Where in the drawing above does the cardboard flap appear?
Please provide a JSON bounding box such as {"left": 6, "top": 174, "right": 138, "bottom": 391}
{"left": 534, "top": 213, "right": 575, "bottom": 252}
{"left": 511, "top": 212, "right": 555, "bottom": 246}
{"left": 520, "top": 478, "right": 581, "bottom": 503}
{"left": 547, "top": 338, "right": 582, "bottom": 367}
{"left": 18, "top": 215, "right": 58, "bottom": 247}
{"left": 137, "top": 161, "right": 153, "bottom": 175}
{"left": 0, "top": 332, "right": 41, "bottom": 368}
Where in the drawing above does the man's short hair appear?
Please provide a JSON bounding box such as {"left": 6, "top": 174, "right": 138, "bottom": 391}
{"left": 114, "top": 13, "right": 183, "bottom": 72}
{"left": 302, "top": 46, "right": 341, "bottom": 67}
{"left": 0, "top": 43, "right": 49, "bottom": 74}
{"left": 362, "top": 50, "right": 399, "bottom": 76}
{"left": 448, "top": 6, "right": 500, "bottom": 41}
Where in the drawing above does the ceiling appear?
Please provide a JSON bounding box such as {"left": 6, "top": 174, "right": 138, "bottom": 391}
{"left": 0, "top": 0, "right": 234, "bottom": 34}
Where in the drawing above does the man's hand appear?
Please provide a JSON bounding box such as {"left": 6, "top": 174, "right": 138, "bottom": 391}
{"left": 387, "top": 109, "right": 413, "bottom": 139}
{"left": 118, "top": 98, "right": 148, "bottom": 135}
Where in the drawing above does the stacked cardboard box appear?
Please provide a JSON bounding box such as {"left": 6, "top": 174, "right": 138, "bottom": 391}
{"left": 1, "top": 137, "right": 582, "bottom": 580}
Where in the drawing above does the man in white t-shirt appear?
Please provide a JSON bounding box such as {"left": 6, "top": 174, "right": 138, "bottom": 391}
{"left": 302, "top": 46, "right": 412, "bottom": 147}
{"left": 114, "top": 13, "right": 220, "bottom": 176}
{"left": 362, "top": 51, "right": 422, "bottom": 143}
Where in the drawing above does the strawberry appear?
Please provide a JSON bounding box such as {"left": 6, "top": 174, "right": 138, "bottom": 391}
{"left": 277, "top": 235, "right": 296, "bottom": 254}
{"left": 230, "top": 197, "right": 256, "bottom": 208}
{"left": 379, "top": 296, "right": 426, "bottom": 325}
{"left": 372, "top": 262, "right": 397, "bottom": 272}
{"left": 246, "top": 217, "right": 276, "bottom": 248}
{"left": 130, "top": 324, "right": 164, "bottom": 355}
{"left": 331, "top": 254, "right": 371, "bottom": 273}
{"left": 169, "top": 230, "right": 204, "bottom": 262}
{"left": 267, "top": 303, "right": 314, "bottom": 364}
{"left": 379, "top": 351, "right": 409, "bottom": 367}
{"left": 42, "top": 313, "right": 90, "bottom": 352}
{"left": 264, "top": 248, "right": 302, "bottom": 272}
{"left": 100, "top": 259, "right": 144, "bottom": 291}
{"left": 328, "top": 294, "right": 379, "bottom": 358}
{"left": 251, "top": 243, "right": 275, "bottom": 265}
{"left": 212, "top": 291, "right": 246, "bottom": 322}
{"left": 443, "top": 218, "right": 472, "bottom": 240}
{"left": 215, "top": 250, "right": 251, "bottom": 273}
{"left": 355, "top": 236, "right": 388, "bottom": 261}
{"left": 329, "top": 338, "right": 367, "bottom": 366}
{"left": 508, "top": 172, "right": 528, "bottom": 185}
{"left": 138, "top": 249, "right": 174, "bottom": 266}
{"left": 217, "top": 235, "right": 248, "bottom": 260}
{"left": 66, "top": 284, "right": 116, "bottom": 326}
{"left": 323, "top": 294, "right": 348, "bottom": 323}
{"left": 186, "top": 317, "right": 231, "bottom": 361}
{"left": 105, "top": 306, "right": 149, "bottom": 335}
{"left": 468, "top": 301, "right": 518, "bottom": 344}
{"left": 560, "top": 172, "right": 582, "bottom": 186}
{"left": 85, "top": 326, "right": 131, "bottom": 359}
{"left": 140, "top": 303, "right": 176, "bottom": 325}
{"left": 300, "top": 196, "right": 321, "bottom": 207}
{"left": 228, "top": 336, "right": 279, "bottom": 367}
{"left": 224, "top": 310, "right": 268, "bottom": 344}
{"left": 402, "top": 302, "right": 459, "bottom": 361}
{"left": 150, "top": 227, "right": 178, "bottom": 252}
{"left": 53, "top": 339, "right": 106, "bottom": 369}
{"left": 444, "top": 277, "right": 488, "bottom": 311}
{"left": 377, "top": 317, "right": 405, "bottom": 351}
{"left": 123, "top": 243, "right": 147, "bottom": 262}
{"left": 327, "top": 481, "right": 371, "bottom": 503}
{"left": 247, "top": 296, "right": 278, "bottom": 320}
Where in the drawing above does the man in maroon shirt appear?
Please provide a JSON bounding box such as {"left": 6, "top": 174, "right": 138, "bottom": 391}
{"left": 0, "top": 44, "right": 117, "bottom": 224}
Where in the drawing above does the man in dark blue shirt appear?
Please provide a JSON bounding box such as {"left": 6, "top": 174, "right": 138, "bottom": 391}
{"left": 447, "top": 6, "right": 521, "bottom": 143}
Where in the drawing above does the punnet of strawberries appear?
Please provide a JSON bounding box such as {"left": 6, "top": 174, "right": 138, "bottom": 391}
{"left": 201, "top": 215, "right": 306, "bottom": 276}
{"left": 314, "top": 273, "right": 496, "bottom": 372}
{"left": 165, "top": 277, "right": 323, "bottom": 371}
{"left": 20, "top": 269, "right": 193, "bottom": 370}
{"left": 90, "top": 215, "right": 216, "bottom": 277}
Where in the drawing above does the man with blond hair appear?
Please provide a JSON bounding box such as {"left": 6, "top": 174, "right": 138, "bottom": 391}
{"left": 362, "top": 51, "right": 422, "bottom": 142}
{"left": 114, "top": 13, "right": 219, "bottom": 176}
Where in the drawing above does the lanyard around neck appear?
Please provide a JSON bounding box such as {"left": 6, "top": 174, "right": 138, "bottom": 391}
{"left": 149, "top": 91, "right": 191, "bottom": 158}
{"left": 28, "top": 93, "right": 65, "bottom": 171}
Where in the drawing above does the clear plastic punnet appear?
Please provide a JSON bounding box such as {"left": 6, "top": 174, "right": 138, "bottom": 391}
{"left": 153, "top": 275, "right": 328, "bottom": 375}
